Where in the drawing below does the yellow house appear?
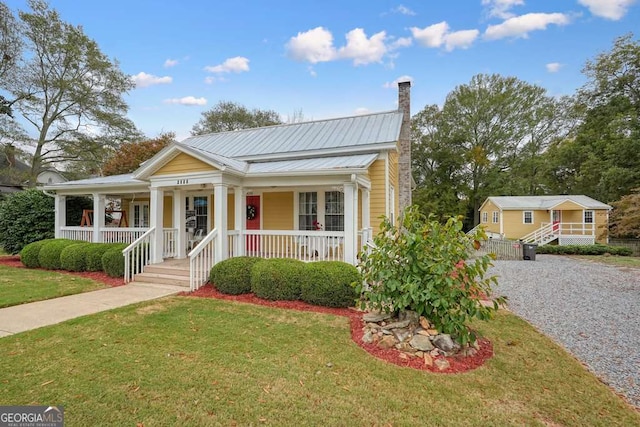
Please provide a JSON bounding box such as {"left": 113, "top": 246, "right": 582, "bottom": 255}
{"left": 478, "top": 195, "right": 612, "bottom": 245}
{"left": 45, "top": 82, "right": 413, "bottom": 289}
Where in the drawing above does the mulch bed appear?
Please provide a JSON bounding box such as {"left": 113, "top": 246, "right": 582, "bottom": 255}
{"left": 0, "top": 255, "right": 125, "bottom": 287}
{"left": 183, "top": 284, "right": 493, "bottom": 374}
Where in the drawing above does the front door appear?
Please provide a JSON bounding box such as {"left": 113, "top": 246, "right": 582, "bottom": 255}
{"left": 246, "top": 195, "right": 260, "bottom": 253}
{"left": 552, "top": 210, "right": 561, "bottom": 232}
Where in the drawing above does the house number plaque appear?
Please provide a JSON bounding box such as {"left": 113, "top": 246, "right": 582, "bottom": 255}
{"left": 177, "top": 179, "right": 189, "bottom": 185}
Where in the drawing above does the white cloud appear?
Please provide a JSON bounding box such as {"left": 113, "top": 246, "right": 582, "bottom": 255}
{"left": 383, "top": 75, "right": 414, "bottom": 89}
{"left": 131, "top": 72, "right": 172, "bottom": 88}
{"left": 392, "top": 5, "right": 416, "bottom": 16}
{"left": 307, "top": 66, "right": 317, "bottom": 77}
{"left": 411, "top": 22, "right": 479, "bottom": 51}
{"left": 164, "top": 58, "right": 178, "bottom": 68}
{"left": 411, "top": 21, "right": 449, "bottom": 48}
{"left": 164, "top": 96, "right": 207, "bottom": 106}
{"left": 389, "top": 36, "right": 413, "bottom": 50}
{"left": 354, "top": 107, "right": 371, "bottom": 115}
{"left": 338, "top": 28, "right": 388, "bottom": 65}
{"left": 204, "top": 76, "right": 228, "bottom": 84}
{"left": 482, "top": 0, "right": 525, "bottom": 19}
{"left": 578, "top": 0, "right": 637, "bottom": 20}
{"left": 286, "top": 27, "right": 337, "bottom": 63}
{"left": 204, "top": 56, "right": 250, "bottom": 73}
{"left": 546, "top": 62, "right": 563, "bottom": 73}
{"left": 444, "top": 29, "right": 480, "bottom": 51}
{"left": 484, "top": 13, "right": 570, "bottom": 40}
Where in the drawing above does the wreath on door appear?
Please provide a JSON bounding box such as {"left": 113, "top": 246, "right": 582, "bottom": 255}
{"left": 246, "top": 204, "right": 257, "bottom": 220}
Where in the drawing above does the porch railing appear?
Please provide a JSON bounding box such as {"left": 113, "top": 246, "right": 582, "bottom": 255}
{"left": 59, "top": 226, "right": 93, "bottom": 242}
{"left": 232, "top": 230, "right": 345, "bottom": 262}
{"left": 163, "top": 228, "right": 177, "bottom": 258}
{"left": 123, "top": 227, "right": 155, "bottom": 283}
{"left": 189, "top": 228, "right": 218, "bottom": 291}
{"left": 101, "top": 227, "right": 147, "bottom": 244}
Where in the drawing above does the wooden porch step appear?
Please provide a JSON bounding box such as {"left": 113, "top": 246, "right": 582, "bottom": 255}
{"left": 134, "top": 272, "right": 190, "bottom": 287}
{"left": 143, "top": 264, "right": 190, "bottom": 277}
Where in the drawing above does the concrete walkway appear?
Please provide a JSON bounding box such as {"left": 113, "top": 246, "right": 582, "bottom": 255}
{"left": 0, "top": 282, "right": 185, "bottom": 338}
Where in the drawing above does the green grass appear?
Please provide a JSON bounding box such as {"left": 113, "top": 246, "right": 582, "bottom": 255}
{"left": 0, "top": 297, "right": 638, "bottom": 426}
{"left": 0, "top": 265, "right": 107, "bottom": 308}
{"left": 572, "top": 255, "right": 640, "bottom": 269}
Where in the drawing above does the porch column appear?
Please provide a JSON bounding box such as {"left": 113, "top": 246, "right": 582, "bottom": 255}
{"left": 214, "top": 184, "right": 228, "bottom": 263}
{"left": 173, "top": 189, "right": 186, "bottom": 258}
{"left": 234, "top": 186, "right": 246, "bottom": 256}
{"left": 344, "top": 183, "right": 358, "bottom": 264}
{"left": 150, "top": 187, "right": 164, "bottom": 263}
{"left": 54, "top": 195, "right": 66, "bottom": 238}
{"left": 92, "top": 193, "right": 106, "bottom": 243}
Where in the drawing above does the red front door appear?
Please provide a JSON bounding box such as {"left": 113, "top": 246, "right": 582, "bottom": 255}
{"left": 246, "top": 195, "right": 260, "bottom": 253}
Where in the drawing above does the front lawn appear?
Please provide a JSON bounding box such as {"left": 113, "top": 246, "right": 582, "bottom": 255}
{"left": 0, "top": 265, "right": 108, "bottom": 308}
{"left": 0, "top": 297, "right": 637, "bottom": 426}
{"left": 573, "top": 255, "right": 640, "bottom": 269}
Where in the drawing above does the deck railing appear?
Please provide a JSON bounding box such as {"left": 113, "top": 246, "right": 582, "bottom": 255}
{"left": 59, "top": 226, "right": 93, "bottom": 242}
{"left": 123, "top": 227, "right": 154, "bottom": 283}
{"left": 189, "top": 228, "right": 218, "bottom": 291}
{"left": 232, "top": 230, "right": 345, "bottom": 262}
{"left": 101, "top": 227, "right": 147, "bottom": 244}
{"left": 163, "top": 228, "right": 177, "bottom": 258}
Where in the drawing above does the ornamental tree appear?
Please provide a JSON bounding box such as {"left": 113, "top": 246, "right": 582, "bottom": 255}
{"left": 356, "top": 206, "right": 506, "bottom": 345}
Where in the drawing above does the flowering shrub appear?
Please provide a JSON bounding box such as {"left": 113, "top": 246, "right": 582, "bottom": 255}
{"left": 356, "top": 206, "right": 506, "bottom": 345}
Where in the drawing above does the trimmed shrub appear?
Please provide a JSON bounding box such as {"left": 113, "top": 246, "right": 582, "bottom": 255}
{"left": 20, "top": 239, "right": 56, "bottom": 268}
{"left": 300, "top": 261, "right": 360, "bottom": 308}
{"left": 210, "top": 256, "right": 263, "bottom": 295}
{"left": 60, "top": 243, "right": 92, "bottom": 272}
{"left": 38, "top": 239, "right": 76, "bottom": 270}
{"left": 102, "top": 244, "right": 127, "bottom": 278}
{"left": 86, "top": 243, "right": 121, "bottom": 272}
{"left": 251, "top": 258, "right": 305, "bottom": 301}
{"left": 536, "top": 244, "right": 633, "bottom": 256}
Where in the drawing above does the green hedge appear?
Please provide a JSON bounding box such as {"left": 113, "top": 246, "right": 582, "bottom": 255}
{"left": 210, "top": 256, "right": 263, "bottom": 295}
{"left": 300, "top": 261, "right": 360, "bottom": 308}
{"left": 60, "top": 243, "right": 93, "bottom": 272}
{"left": 102, "top": 244, "right": 128, "bottom": 278}
{"left": 20, "top": 239, "right": 57, "bottom": 268}
{"left": 86, "top": 243, "right": 122, "bottom": 272}
{"left": 38, "top": 239, "right": 77, "bottom": 270}
{"left": 536, "top": 244, "right": 633, "bottom": 256}
{"left": 251, "top": 258, "right": 305, "bottom": 301}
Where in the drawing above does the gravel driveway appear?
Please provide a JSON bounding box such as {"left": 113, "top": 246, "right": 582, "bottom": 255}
{"left": 488, "top": 255, "right": 640, "bottom": 409}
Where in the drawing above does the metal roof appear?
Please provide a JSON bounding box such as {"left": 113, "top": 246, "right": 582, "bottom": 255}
{"left": 45, "top": 173, "right": 145, "bottom": 189}
{"left": 180, "top": 110, "right": 403, "bottom": 159}
{"left": 248, "top": 153, "right": 378, "bottom": 174}
{"left": 488, "top": 195, "right": 612, "bottom": 210}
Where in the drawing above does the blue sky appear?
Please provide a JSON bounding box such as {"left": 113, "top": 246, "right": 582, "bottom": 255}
{"left": 5, "top": 0, "right": 640, "bottom": 140}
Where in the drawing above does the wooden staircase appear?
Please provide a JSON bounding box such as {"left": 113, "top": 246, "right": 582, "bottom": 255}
{"left": 132, "top": 259, "right": 190, "bottom": 288}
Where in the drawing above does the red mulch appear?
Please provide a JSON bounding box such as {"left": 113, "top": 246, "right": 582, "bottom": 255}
{"left": 0, "top": 255, "right": 125, "bottom": 287}
{"left": 183, "top": 284, "right": 493, "bottom": 373}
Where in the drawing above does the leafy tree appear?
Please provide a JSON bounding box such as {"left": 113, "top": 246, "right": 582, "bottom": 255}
{"left": 356, "top": 206, "right": 505, "bottom": 346}
{"left": 412, "top": 74, "right": 565, "bottom": 227}
{"left": 545, "top": 34, "right": 640, "bottom": 202}
{"left": 0, "top": 188, "right": 54, "bottom": 254}
{"left": 609, "top": 189, "right": 640, "bottom": 238}
{"left": 1, "top": 0, "right": 140, "bottom": 186}
{"left": 0, "top": 1, "right": 23, "bottom": 117}
{"left": 191, "top": 100, "right": 282, "bottom": 135}
{"left": 102, "top": 132, "right": 174, "bottom": 176}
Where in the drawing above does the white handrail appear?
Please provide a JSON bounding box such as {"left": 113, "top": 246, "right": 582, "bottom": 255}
{"left": 123, "top": 227, "right": 155, "bottom": 283}
{"left": 520, "top": 222, "right": 555, "bottom": 244}
{"left": 189, "top": 228, "right": 218, "bottom": 291}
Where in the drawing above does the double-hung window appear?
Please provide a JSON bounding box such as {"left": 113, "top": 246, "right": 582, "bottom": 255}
{"left": 298, "top": 192, "right": 318, "bottom": 230}
{"left": 523, "top": 211, "right": 533, "bottom": 224}
{"left": 298, "top": 190, "right": 344, "bottom": 231}
{"left": 584, "top": 210, "right": 594, "bottom": 224}
{"left": 492, "top": 211, "right": 499, "bottom": 223}
{"left": 482, "top": 212, "right": 488, "bottom": 223}
{"left": 324, "top": 191, "right": 344, "bottom": 231}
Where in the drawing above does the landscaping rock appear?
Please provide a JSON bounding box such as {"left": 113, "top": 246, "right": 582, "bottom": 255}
{"left": 382, "top": 319, "right": 410, "bottom": 330}
{"left": 362, "top": 331, "right": 375, "bottom": 344}
{"left": 427, "top": 329, "right": 439, "bottom": 336}
{"left": 433, "top": 334, "right": 455, "bottom": 352}
{"left": 378, "top": 335, "right": 398, "bottom": 349}
{"left": 435, "top": 358, "right": 450, "bottom": 371}
{"left": 419, "top": 316, "right": 430, "bottom": 330}
{"left": 392, "top": 328, "right": 411, "bottom": 343}
{"left": 363, "top": 311, "right": 392, "bottom": 322}
{"left": 398, "top": 310, "right": 420, "bottom": 325}
{"left": 409, "top": 334, "right": 434, "bottom": 351}
{"left": 423, "top": 354, "right": 433, "bottom": 367}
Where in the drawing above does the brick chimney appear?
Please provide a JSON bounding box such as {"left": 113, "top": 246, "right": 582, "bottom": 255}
{"left": 397, "top": 80, "right": 412, "bottom": 213}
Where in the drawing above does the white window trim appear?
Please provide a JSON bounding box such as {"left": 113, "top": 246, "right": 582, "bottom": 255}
{"left": 584, "top": 210, "right": 594, "bottom": 224}
{"left": 481, "top": 212, "right": 488, "bottom": 223}
{"left": 294, "top": 188, "right": 346, "bottom": 231}
{"left": 492, "top": 211, "right": 499, "bottom": 224}
{"left": 523, "top": 211, "right": 534, "bottom": 224}
{"left": 130, "top": 201, "right": 150, "bottom": 228}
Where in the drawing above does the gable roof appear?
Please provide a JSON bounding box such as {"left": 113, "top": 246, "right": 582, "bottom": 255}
{"left": 483, "top": 195, "right": 612, "bottom": 211}
{"left": 180, "top": 110, "right": 403, "bottom": 161}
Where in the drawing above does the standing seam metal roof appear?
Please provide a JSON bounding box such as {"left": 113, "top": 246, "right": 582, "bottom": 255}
{"left": 488, "top": 195, "right": 612, "bottom": 210}
{"left": 181, "top": 110, "right": 403, "bottom": 158}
